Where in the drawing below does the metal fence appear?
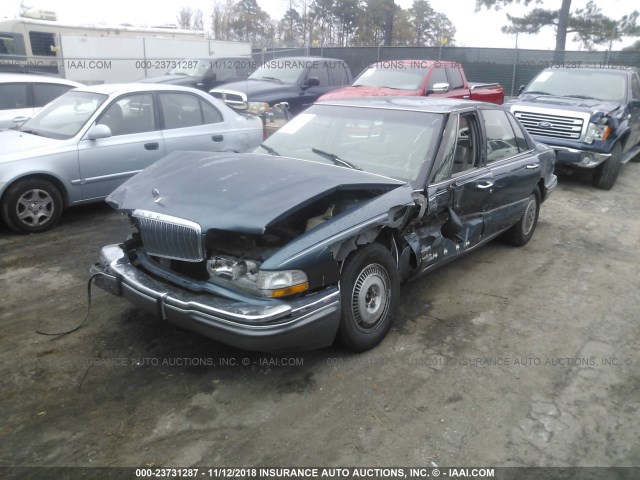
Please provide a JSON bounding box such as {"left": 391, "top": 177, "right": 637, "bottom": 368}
{"left": 253, "top": 46, "right": 640, "bottom": 98}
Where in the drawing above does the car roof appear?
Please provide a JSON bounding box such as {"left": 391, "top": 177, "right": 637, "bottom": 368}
{"left": 0, "top": 73, "right": 83, "bottom": 87}
{"left": 316, "top": 96, "right": 494, "bottom": 113}
{"left": 73, "top": 83, "right": 210, "bottom": 95}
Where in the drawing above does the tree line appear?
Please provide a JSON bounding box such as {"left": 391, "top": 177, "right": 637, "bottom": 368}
{"left": 178, "top": 0, "right": 456, "bottom": 48}
{"left": 177, "top": 0, "right": 639, "bottom": 51}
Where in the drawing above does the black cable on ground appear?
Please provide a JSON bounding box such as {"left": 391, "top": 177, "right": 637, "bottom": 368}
{"left": 36, "top": 274, "right": 101, "bottom": 336}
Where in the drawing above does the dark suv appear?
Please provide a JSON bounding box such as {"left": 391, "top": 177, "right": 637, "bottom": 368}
{"left": 138, "top": 57, "right": 255, "bottom": 92}
{"left": 210, "top": 56, "right": 353, "bottom": 116}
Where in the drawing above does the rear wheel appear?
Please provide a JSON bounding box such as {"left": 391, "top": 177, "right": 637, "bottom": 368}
{"left": 337, "top": 243, "right": 400, "bottom": 352}
{"left": 592, "top": 143, "right": 622, "bottom": 190}
{"left": 503, "top": 189, "right": 540, "bottom": 247}
{"left": 1, "top": 178, "right": 63, "bottom": 233}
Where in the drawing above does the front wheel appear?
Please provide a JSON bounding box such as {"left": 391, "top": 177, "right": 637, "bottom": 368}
{"left": 503, "top": 189, "right": 540, "bottom": 247}
{"left": 592, "top": 143, "right": 622, "bottom": 190}
{"left": 1, "top": 178, "right": 63, "bottom": 233}
{"left": 337, "top": 243, "right": 400, "bottom": 352}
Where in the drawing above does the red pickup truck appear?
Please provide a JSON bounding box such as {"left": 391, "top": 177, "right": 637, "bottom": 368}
{"left": 318, "top": 59, "right": 504, "bottom": 104}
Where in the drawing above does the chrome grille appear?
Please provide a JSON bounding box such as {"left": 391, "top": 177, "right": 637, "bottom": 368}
{"left": 210, "top": 89, "right": 247, "bottom": 109}
{"left": 513, "top": 110, "right": 584, "bottom": 140}
{"left": 132, "top": 210, "right": 203, "bottom": 262}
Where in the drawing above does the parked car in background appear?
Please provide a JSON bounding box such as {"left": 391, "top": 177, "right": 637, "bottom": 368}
{"left": 0, "top": 73, "right": 82, "bottom": 128}
{"left": 137, "top": 57, "right": 255, "bottom": 92}
{"left": 210, "top": 56, "right": 353, "bottom": 116}
{"left": 92, "top": 97, "right": 556, "bottom": 353}
{"left": 318, "top": 60, "right": 504, "bottom": 104}
{"left": 0, "top": 84, "right": 262, "bottom": 233}
{"left": 509, "top": 67, "right": 640, "bottom": 189}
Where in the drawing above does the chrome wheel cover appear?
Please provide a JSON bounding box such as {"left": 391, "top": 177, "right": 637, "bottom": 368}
{"left": 351, "top": 263, "right": 391, "bottom": 332}
{"left": 522, "top": 195, "right": 537, "bottom": 236}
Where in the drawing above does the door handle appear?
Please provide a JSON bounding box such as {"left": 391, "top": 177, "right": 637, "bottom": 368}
{"left": 144, "top": 142, "right": 159, "bottom": 150}
{"left": 462, "top": 95, "right": 470, "bottom": 99}
{"left": 212, "top": 135, "right": 224, "bottom": 142}
{"left": 476, "top": 181, "right": 494, "bottom": 189}
{"left": 525, "top": 164, "right": 539, "bottom": 169}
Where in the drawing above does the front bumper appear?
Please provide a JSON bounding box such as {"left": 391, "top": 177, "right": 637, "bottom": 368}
{"left": 548, "top": 145, "right": 611, "bottom": 169}
{"left": 91, "top": 244, "right": 341, "bottom": 352}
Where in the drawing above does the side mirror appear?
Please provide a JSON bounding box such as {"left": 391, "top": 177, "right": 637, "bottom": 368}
{"left": 428, "top": 83, "right": 450, "bottom": 94}
{"left": 12, "top": 116, "right": 30, "bottom": 126}
{"left": 303, "top": 76, "right": 320, "bottom": 89}
{"left": 87, "top": 124, "right": 112, "bottom": 140}
{"left": 518, "top": 84, "right": 526, "bottom": 95}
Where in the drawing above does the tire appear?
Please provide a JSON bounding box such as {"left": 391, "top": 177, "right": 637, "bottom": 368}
{"left": 503, "top": 189, "right": 540, "bottom": 247}
{"left": 337, "top": 243, "right": 400, "bottom": 352}
{"left": 592, "top": 143, "right": 622, "bottom": 190}
{"left": 1, "top": 178, "right": 63, "bottom": 234}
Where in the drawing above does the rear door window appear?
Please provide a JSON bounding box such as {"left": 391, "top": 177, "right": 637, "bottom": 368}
{"left": 483, "top": 109, "right": 521, "bottom": 163}
{"left": 506, "top": 111, "right": 530, "bottom": 152}
{"left": 160, "top": 93, "right": 202, "bottom": 129}
{"left": 160, "top": 92, "right": 222, "bottom": 128}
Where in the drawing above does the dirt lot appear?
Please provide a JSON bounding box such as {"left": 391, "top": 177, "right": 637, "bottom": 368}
{"left": 1, "top": 165, "right": 639, "bottom": 474}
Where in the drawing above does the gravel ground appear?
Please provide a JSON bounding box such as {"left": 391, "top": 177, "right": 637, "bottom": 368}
{"left": 0, "top": 164, "right": 639, "bottom": 474}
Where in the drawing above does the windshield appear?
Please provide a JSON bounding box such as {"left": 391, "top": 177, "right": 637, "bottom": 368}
{"left": 353, "top": 66, "right": 425, "bottom": 90}
{"left": 168, "top": 60, "right": 209, "bottom": 76}
{"left": 248, "top": 61, "right": 306, "bottom": 84}
{"left": 524, "top": 70, "right": 627, "bottom": 102}
{"left": 255, "top": 104, "right": 444, "bottom": 186}
{"left": 19, "top": 91, "right": 107, "bottom": 140}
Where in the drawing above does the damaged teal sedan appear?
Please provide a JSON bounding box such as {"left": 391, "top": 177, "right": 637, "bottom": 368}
{"left": 92, "top": 98, "right": 556, "bottom": 352}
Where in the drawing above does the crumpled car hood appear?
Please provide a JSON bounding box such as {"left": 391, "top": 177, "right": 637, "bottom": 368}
{"left": 107, "top": 151, "right": 404, "bottom": 234}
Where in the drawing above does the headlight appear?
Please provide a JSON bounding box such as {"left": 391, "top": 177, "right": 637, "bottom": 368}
{"left": 258, "top": 270, "right": 308, "bottom": 298}
{"left": 207, "top": 257, "right": 308, "bottom": 298}
{"left": 585, "top": 122, "right": 611, "bottom": 143}
{"left": 247, "top": 102, "right": 269, "bottom": 116}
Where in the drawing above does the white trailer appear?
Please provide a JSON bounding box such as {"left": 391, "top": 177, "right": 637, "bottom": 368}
{"left": 0, "top": 13, "right": 252, "bottom": 84}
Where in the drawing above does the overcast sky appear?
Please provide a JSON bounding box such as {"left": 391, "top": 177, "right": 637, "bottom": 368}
{"left": 0, "top": 0, "right": 638, "bottom": 50}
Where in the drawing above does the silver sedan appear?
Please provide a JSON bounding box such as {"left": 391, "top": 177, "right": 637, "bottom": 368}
{"left": 0, "top": 83, "right": 263, "bottom": 233}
